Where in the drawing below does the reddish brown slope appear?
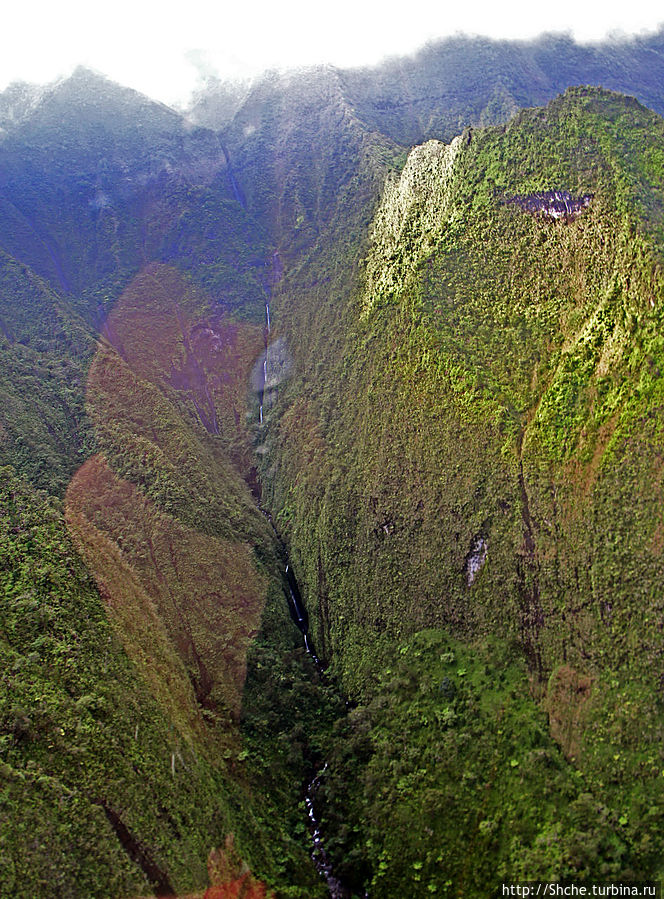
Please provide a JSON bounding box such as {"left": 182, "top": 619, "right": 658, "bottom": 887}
{"left": 66, "top": 264, "right": 270, "bottom": 748}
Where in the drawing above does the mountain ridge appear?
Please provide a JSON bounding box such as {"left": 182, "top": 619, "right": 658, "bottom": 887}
{"left": 2, "top": 44, "right": 664, "bottom": 897}
{"left": 257, "top": 85, "right": 664, "bottom": 890}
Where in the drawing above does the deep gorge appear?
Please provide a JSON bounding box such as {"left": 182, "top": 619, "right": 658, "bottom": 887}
{"left": 2, "top": 30, "right": 664, "bottom": 898}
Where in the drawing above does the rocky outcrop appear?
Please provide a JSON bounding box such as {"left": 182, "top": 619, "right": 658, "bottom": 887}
{"left": 363, "top": 136, "right": 464, "bottom": 314}
{"left": 508, "top": 190, "right": 592, "bottom": 219}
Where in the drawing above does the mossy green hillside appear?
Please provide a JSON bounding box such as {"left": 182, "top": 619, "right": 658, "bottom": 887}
{"left": 319, "top": 631, "right": 641, "bottom": 896}
{"left": 0, "top": 468, "right": 254, "bottom": 897}
{"left": 0, "top": 251, "right": 95, "bottom": 496}
{"left": 64, "top": 263, "right": 339, "bottom": 896}
{"left": 0, "top": 346, "right": 332, "bottom": 897}
{"left": 261, "top": 88, "right": 664, "bottom": 888}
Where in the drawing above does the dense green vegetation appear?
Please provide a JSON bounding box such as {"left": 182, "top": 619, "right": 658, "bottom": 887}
{"left": 0, "top": 72, "right": 336, "bottom": 896}
{"left": 4, "top": 36, "right": 664, "bottom": 898}
{"left": 320, "top": 631, "right": 635, "bottom": 894}
{"left": 0, "top": 252, "right": 95, "bottom": 495}
{"left": 260, "top": 87, "right": 664, "bottom": 892}
{"left": 0, "top": 463, "right": 345, "bottom": 897}
{"left": 0, "top": 467, "right": 231, "bottom": 897}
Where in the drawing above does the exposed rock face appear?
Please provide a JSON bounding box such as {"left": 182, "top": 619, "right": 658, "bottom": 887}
{"left": 508, "top": 190, "right": 593, "bottom": 219}
{"left": 465, "top": 535, "right": 488, "bottom": 585}
{"left": 363, "top": 136, "right": 464, "bottom": 314}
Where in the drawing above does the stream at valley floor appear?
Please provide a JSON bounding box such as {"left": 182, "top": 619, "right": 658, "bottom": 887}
{"left": 257, "top": 501, "right": 354, "bottom": 897}
{"left": 283, "top": 553, "right": 352, "bottom": 898}
{"left": 256, "top": 252, "right": 356, "bottom": 897}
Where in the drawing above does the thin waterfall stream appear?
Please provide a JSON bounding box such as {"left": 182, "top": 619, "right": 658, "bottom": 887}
{"left": 255, "top": 250, "right": 353, "bottom": 896}
{"left": 257, "top": 511, "right": 351, "bottom": 894}
{"left": 285, "top": 563, "right": 322, "bottom": 671}
{"left": 263, "top": 511, "right": 352, "bottom": 895}
{"left": 306, "top": 763, "right": 350, "bottom": 899}
{"left": 283, "top": 557, "right": 350, "bottom": 898}
{"left": 258, "top": 252, "right": 280, "bottom": 425}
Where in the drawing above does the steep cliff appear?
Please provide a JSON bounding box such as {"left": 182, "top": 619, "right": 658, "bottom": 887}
{"left": 3, "top": 45, "right": 664, "bottom": 899}
{"left": 262, "top": 87, "right": 664, "bottom": 892}
{"left": 0, "top": 74, "right": 335, "bottom": 898}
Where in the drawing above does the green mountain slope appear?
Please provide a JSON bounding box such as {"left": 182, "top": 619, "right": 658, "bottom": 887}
{"left": 1, "top": 466, "right": 244, "bottom": 897}
{"left": 0, "top": 73, "right": 335, "bottom": 898}
{"left": 0, "top": 251, "right": 94, "bottom": 495}
{"left": 0, "top": 262, "right": 340, "bottom": 897}
{"left": 4, "top": 40, "right": 664, "bottom": 898}
{"left": 261, "top": 87, "right": 664, "bottom": 892}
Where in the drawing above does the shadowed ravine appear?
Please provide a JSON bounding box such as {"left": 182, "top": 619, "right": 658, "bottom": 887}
{"left": 283, "top": 561, "right": 352, "bottom": 899}
{"left": 259, "top": 493, "right": 350, "bottom": 896}
{"left": 6, "top": 60, "right": 664, "bottom": 898}
{"left": 283, "top": 559, "right": 348, "bottom": 897}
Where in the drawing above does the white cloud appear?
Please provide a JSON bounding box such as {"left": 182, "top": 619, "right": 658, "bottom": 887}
{"left": 1, "top": 0, "right": 663, "bottom": 105}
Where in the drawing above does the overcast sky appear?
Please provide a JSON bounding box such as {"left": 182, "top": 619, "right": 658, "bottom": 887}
{"left": 2, "top": 0, "right": 663, "bottom": 106}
